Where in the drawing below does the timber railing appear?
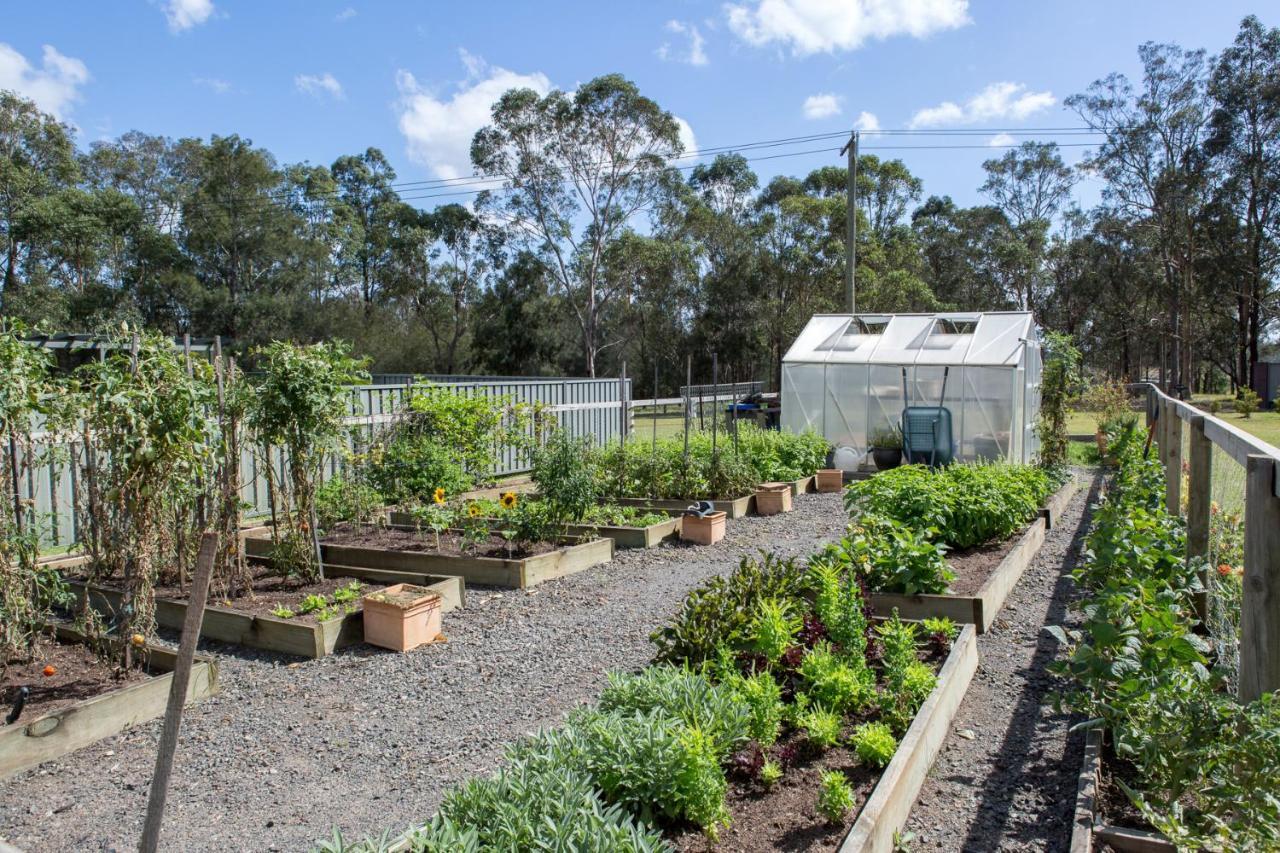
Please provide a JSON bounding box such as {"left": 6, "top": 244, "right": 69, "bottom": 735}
{"left": 1142, "top": 383, "right": 1280, "bottom": 701}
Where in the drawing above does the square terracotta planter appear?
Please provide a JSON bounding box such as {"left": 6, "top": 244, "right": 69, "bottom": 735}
{"left": 362, "top": 583, "right": 443, "bottom": 652}
{"left": 680, "top": 511, "right": 726, "bottom": 545}
{"left": 815, "top": 469, "right": 845, "bottom": 493}
{"left": 755, "top": 482, "right": 793, "bottom": 515}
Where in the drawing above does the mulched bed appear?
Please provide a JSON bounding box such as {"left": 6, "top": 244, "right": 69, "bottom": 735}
{"left": 945, "top": 520, "right": 1035, "bottom": 596}
{"left": 1096, "top": 742, "right": 1160, "bottom": 836}
{"left": 1, "top": 636, "right": 145, "bottom": 722}
{"left": 323, "top": 522, "right": 564, "bottom": 559}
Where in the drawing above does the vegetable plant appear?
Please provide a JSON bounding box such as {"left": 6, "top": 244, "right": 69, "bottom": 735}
{"left": 850, "top": 721, "right": 897, "bottom": 768}
{"left": 816, "top": 770, "right": 856, "bottom": 822}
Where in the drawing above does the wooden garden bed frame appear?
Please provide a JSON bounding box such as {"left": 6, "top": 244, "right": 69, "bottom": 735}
{"left": 245, "top": 529, "right": 613, "bottom": 590}
{"left": 63, "top": 572, "right": 464, "bottom": 659}
{"left": 612, "top": 493, "right": 755, "bottom": 518}
{"left": 0, "top": 624, "right": 219, "bottom": 779}
{"left": 386, "top": 510, "right": 681, "bottom": 550}
{"left": 838, "top": 623, "right": 979, "bottom": 851}
{"left": 867, "top": 476, "right": 1079, "bottom": 634}
{"left": 1070, "top": 729, "right": 1174, "bottom": 853}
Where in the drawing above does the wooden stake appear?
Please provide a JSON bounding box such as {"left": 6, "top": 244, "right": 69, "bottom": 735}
{"left": 1164, "top": 399, "right": 1182, "bottom": 515}
{"left": 139, "top": 531, "right": 218, "bottom": 853}
{"left": 683, "top": 355, "right": 692, "bottom": 466}
{"left": 711, "top": 353, "right": 719, "bottom": 458}
{"left": 1241, "top": 455, "right": 1280, "bottom": 703}
{"left": 1187, "top": 415, "right": 1211, "bottom": 624}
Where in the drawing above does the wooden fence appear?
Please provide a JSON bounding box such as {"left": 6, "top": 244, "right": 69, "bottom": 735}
{"left": 1144, "top": 383, "right": 1280, "bottom": 701}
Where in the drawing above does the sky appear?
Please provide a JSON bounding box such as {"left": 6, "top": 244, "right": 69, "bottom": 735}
{"left": 0, "top": 1, "right": 1270, "bottom": 213}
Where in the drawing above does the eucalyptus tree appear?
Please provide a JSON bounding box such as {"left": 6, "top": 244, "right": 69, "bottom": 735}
{"left": 471, "top": 73, "right": 683, "bottom": 376}
{"left": 331, "top": 148, "right": 401, "bottom": 309}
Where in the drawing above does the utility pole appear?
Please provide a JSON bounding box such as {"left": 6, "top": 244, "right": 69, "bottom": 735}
{"left": 840, "top": 129, "right": 859, "bottom": 314}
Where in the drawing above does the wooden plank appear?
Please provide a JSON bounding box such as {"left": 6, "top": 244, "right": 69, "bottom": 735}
{"left": 385, "top": 511, "right": 679, "bottom": 550}
{"left": 1093, "top": 825, "right": 1177, "bottom": 853}
{"left": 1069, "top": 728, "right": 1103, "bottom": 853}
{"left": 0, "top": 640, "right": 218, "bottom": 780}
{"left": 1163, "top": 399, "right": 1182, "bottom": 515}
{"left": 613, "top": 495, "right": 753, "bottom": 518}
{"left": 867, "top": 592, "right": 981, "bottom": 627}
{"left": 1241, "top": 454, "right": 1280, "bottom": 702}
{"left": 1040, "top": 474, "right": 1080, "bottom": 530}
{"left": 839, "top": 625, "right": 979, "bottom": 852}
{"left": 520, "top": 537, "right": 615, "bottom": 586}
{"left": 975, "top": 518, "right": 1046, "bottom": 632}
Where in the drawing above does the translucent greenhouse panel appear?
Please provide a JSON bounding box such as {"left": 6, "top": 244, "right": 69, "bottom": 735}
{"left": 961, "top": 367, "right": 1015, "bottom": 461}
{"left": 825, "top": 363, "right": 870, "bottom": 467}
{"left": 1025, "top": 343, "right": 1042, "bottom": 461}
{"left": 1012, "top": 367, "right": 1025, "bottom": 462}
{"left": 869, "top": 365, "right": 906, "bottom": 442}
{"left": 781, "top": 362, "right": 825, "bottom": 436}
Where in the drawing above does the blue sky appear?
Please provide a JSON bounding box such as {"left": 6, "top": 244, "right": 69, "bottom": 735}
{"left": 0, "top": 1, "right": 1269, "bottom": 212}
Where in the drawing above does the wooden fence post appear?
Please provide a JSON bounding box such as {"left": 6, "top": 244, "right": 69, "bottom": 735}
{"left": 1240, "top": 454, "right": 1280, "bottom": 703}
{"left": 1187, "top": 415, "right": 1211, "bottom": 624}
{"left": 1163, "top": 399, "right": 1182, "bottom": 515}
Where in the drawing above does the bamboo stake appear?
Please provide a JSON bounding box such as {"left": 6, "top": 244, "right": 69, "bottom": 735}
{"left": 139, "top": 531, "right": 217, "bottom": 853}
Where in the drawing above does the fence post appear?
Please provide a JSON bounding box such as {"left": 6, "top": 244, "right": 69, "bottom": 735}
{"left": 1162, "top": 399, "right": 1181, "bottom": 515}
{"left": 1187, "top": 415, "right": 1211, "bottom": 624}
{"left": 1240, "top": 454, "right": 1280, "bottom": 703}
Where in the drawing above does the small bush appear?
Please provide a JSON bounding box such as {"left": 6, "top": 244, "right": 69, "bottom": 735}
{"left": 812, "top": 514, "right": 952, "bottom": 595}
{"left": 816, "top": 770, "right": 856, "bottom": 823}
{"left": 750, "top": 597, "right": 802, "bottom": 665}
{"left": 315, "top": 476, "right": 383, "bottom": 529}
{"left": 850, "top": 721, "right": 898, "bottom": 768}
{"left": 759, "top": 759, "right": 783, "bottom": 787}
{"left": 797, "top": 641, "right": 875, "bottom": 714}
{"left": 598, "top": 666, "right": 750, "bottom": 759}
{"left": 1236, "top": 387, "right": 1260, "bottom": 419}
{"left": 724, "top": 669, "right": 785, "bottom": 747}
{"left": 797, "top": 705, "right": 842, "bottom": 750}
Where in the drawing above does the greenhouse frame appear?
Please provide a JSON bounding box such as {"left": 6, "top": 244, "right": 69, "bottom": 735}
{"left": 781, "top": 312, "right": 1042, "bottom": 468}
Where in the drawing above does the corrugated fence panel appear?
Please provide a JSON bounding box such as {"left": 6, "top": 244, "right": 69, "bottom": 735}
{"left": 23, "top": 375, "right": 629, "bottom": 548}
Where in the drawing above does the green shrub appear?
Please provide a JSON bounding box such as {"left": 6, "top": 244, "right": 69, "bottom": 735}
{"left": 816, "top": 770, "right": 856, "bottom": 823}
{"left": 812, "top": 513, "right": 952, "bottom": 595}
{"left": 797, "top": 641, "right": 875, "bottom": 714}
{"left": 849, "top": 721, "right": 898, "bottom": 768}
{"left": 366, "top": 432, "right": 471, "bottom": 507}
{"left": 810, "top": 561, "right": 870, "bottom": 658}
{"left": 797, "top": 705, "right": 842, "bottom": 750}
{"left": 723, "top": 669, "right": 785, "bottom": 747}
{"left": 315, "top": 476, "right": 384, "bottom": 529}
{"left": 1235, "top": 387, "right": 1260, "bottom": 418}
{"left": 759, "top": 759, "right": 783, "bottom": 787}
{"left": 598, "top": 666, "right": 750, "bottom": 759}
{"left": 532, "top": 429, "right": 602, "bottom": 522}
{"left": 750, "top": 597, "right": 802, "bottom": 664}
{"left": 650, "top": 551, "right": 809, "bottom": 665}
{"left": 877, "top": 613, "right": 936, "bottom": 733}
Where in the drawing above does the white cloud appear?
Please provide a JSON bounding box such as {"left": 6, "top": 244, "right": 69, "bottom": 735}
{"left": 657, "top": 20, "right": 709, "bottom": 66}
{"left": 334, "top": 7, "right": 357, "bottom": 22}
{"left": 802, "top": 92, "right": 842, "bottom": 120}
{"left": 988, "top": 132, "right": 1016, "bottom": 147}
{"left": 908, "top": 81, "right": 1055, "bottom": 128}
{"left": 854, "top": 110, "right": 881, "bottom": 133}
{"left": 162, "top": 0, "right": 215, "bottom": 32}
{"left": 193, "top": 76, "right": 230, "bottom": 94}
{"left": 295, "top": 72, "right": 344, "bottom": 100}
{"left": 726, "top": 0, "right": 969, "bottom": 56}
{"left": 0, "top": 43, "right": 89, "bottom": 120}
{"left": 396, "top": 53, "right": 553, "bottom": 180}
{"left": 675, "top": 116, "right": 698, "bottom": 155}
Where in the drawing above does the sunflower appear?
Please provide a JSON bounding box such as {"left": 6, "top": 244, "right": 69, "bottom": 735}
{"left": 433, "top": 487, "right": 447, "bottom": 505}
{"left": 467, "top": 502, "right": 482, "bottom": 518}
{"left": 500, "top": 491, "right": 518, "bottom": 510}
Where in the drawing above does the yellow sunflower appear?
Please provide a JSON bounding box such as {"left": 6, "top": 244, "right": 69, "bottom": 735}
{"left": 433, "top": 487, "right": 447, "bottom": 505}
{"left": 467, "top": 502, "right": 482, "bottom": 518}
{"left": 500, "top": 491, "right": 518, "bottom": 510}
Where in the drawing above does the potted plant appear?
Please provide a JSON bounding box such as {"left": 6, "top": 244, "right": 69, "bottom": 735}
{"left": 868, "top": 428, "right": 904, "bottom": 471}
{"left": 362, "top": 583, "right": 443, "bottom": 652}
{"left": 679, "top": 508, "right": 727, "bottom": 545}
{"left": 754, "top": 482, "right": 792, "bottom": 516}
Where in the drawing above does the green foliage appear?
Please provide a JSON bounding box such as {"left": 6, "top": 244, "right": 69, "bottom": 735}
{"left": 595, "top": 432, "right": 765, "bottom": 500}
{"left": 532, "top": 429, "right": 601, "bottom": 523}
{"left": 650, "top": 551, "right": 809, "bottom": 665}
{"left": 577, "top": 504, "right": 668, "bottom": 528}
{"left": 921, "top": 617, "right": 957, "bottom": 642}
{"left": 404, "top": 385, "right": 534, "bottom": 477}
{"left": 797, "top": 641, "right": 875, "bottom": 713}
{"left": 868, "top": 427, "right": 903, "bottom": 450}
{"left": 816, "top": 770, "right": 856, "bottom": 823}
{"left": 598, "top": 666, "right": 750, "bottom": 759}
{"left": 759, "top": 759, "right": 783, "bottom": 788}
{"left": 797, "top": 704, "right": 842, "bottom": 750}
{"left": 849, "top": 721, "right": 898, "bottom": 768}
{"left": 730, "top": 424, "right": 830, "bottom": 481}
{"left": 810, "top": 560, "right": 870, "bottom": 657}
{"left": 722, "top": 669, "right": 785, "bottom": 747}
{"left": 814, "top": 514, "right": 952, "bottom": 595}
{"left": 366, "top": 433, "right": 469, "bottom": 508}
{"left": 315, "top": 475, "right": 383, "bottom": 529}
{"left": 877, "top": 613, "right": 935, "bottom": 733}
{"left": 1235, "top": 386, "right": 1260, "bottom": 418}
{"left": 1037, "top": 331, "right": 1082, "bottom": 468}
{"left": 749, "top": 597, "right": 801, "bottom": 665}
{"left": 845, "top": 462, "right": 1051, "bottom": 551}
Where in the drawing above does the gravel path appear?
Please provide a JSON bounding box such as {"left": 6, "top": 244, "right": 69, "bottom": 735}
{"left": 0, "top": 493, "right": 847, "bottom": 853}
{"left": 903, "top": 470, "right": 1099, "bottom": 851}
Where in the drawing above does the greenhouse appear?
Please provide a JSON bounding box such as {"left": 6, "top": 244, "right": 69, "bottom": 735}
{"left": 781, "top": 312, "right": 1042, "bottom": 467}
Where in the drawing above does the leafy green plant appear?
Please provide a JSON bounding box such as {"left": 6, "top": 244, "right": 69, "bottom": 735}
{"left": 810, "top": 559, "right": 870, "bottom": 657}
{"left": 270, "top": 605, "right": 295, "bottom": 619}
{"left": 723, "top": 669, "right": 785, "bottom": 747}
{"left": 598, "top": 666, "right": 750, "bottom": 759}
{"left": 1235, "top": 387, "right": 1260, "bottom": 418}
{"left": 532, "top": 429, "right": 601, "bottom": 524}
{"left": 759, "top": 759, "right": 783, "bottom": 788}
{"left": 877, "top": 613, "right": 936, "bottom": 733}
{"left": 797, "top": 641, "right": 875, "bottom": 714}
{"left": 814, "top": 514, "right": 952, "bottom": 595}
{"left": 750, "top": 597, "right": 802, "bottom": 665}
{"left": 816, "top": 770, "right": 856, "bottom": 823}
{"left": 797, "top": 705, "right": 842, "bottom": 750}
{"left": 1037, "top": 331, "right": 1082, "bottom": 469}
{"left": 315, "top": 475, "right": 383, "bottom": 530}
{"left": 921, "top": 617, "right": 958, "bottom": 654}
{"left": 869, "top": 427, "right": 903, "bottom": 450}
{"left": 850, "top": 721, "right": 898, "bottom": 768}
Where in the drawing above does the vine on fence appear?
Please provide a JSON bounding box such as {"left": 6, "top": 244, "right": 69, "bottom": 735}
{"left": 1036, "top": 331, "right": 1081, "bottom": 471}
{"left": 245, "top": 340, "right": 368, "bottom": 581}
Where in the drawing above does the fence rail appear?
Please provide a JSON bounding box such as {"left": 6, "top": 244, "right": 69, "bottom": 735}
{"left": 22, "top": 375, "right": 630, "bottom": 551}
{"left": 1143, "top": 383, "right": 1280, "bottom": 702}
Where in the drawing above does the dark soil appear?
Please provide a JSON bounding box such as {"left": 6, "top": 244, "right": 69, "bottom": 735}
{"left": 669, "top": 733, "right": 876, "bottom": 851}
{"left": 1, "top": 637, "right": 144, "bottom": 722}
{"left": 945, "top": 522, "right": 1032, "bottom": 596}
{"left": 323, "top": 522, "right": 562, "bottom": 559}
{"left": 902, "top": 469, "right": 1099, "bottom": 851}
{"left": 1096, "top": 743, "right": 1156, "bottom": 833}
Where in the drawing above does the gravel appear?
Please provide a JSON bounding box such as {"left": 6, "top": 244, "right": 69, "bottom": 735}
{"left": 902, "top": 469, "right": 1099, "bottom": 851}
{"left": 0, "top": 493, "right": 847, "bottom": 853}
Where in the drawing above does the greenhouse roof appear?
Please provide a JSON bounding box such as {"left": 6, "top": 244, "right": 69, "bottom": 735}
{"left": 782, "top": 312, "right": 1036, "bottom": 367}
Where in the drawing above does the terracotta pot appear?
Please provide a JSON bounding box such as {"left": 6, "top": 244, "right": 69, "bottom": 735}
{"left": 680, "top": 511, "right": 726, "bottom": 545}
{"left": 362, "top": 583, "right": 442, "bottom": 652}
{"left": 815, "top": 469, "right": 845, "bottom": 493}
{"left": 755, "top": 482, "right": 793, "bottom": 516}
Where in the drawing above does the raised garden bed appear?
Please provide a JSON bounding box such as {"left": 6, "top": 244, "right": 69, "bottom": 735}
{"left": 1070, "top": 729, "right": 1175, "bottom": 853}
{"left": 613, "top": 493, "right": 755, "bottom": 518}
{"left": 866, "top": 477, "right": 1076, "bottom": 633}
{"left": 386, "top": 509, "right": 681, "bottom": 550}
{"left": 63, "top": 569, "right": 464, "bottom": 659}
{"left": 246, "top": 524, "right": 613, "bottom": 589}
{"left": 0, "top": 624, "right": 219, "bottom": 779}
